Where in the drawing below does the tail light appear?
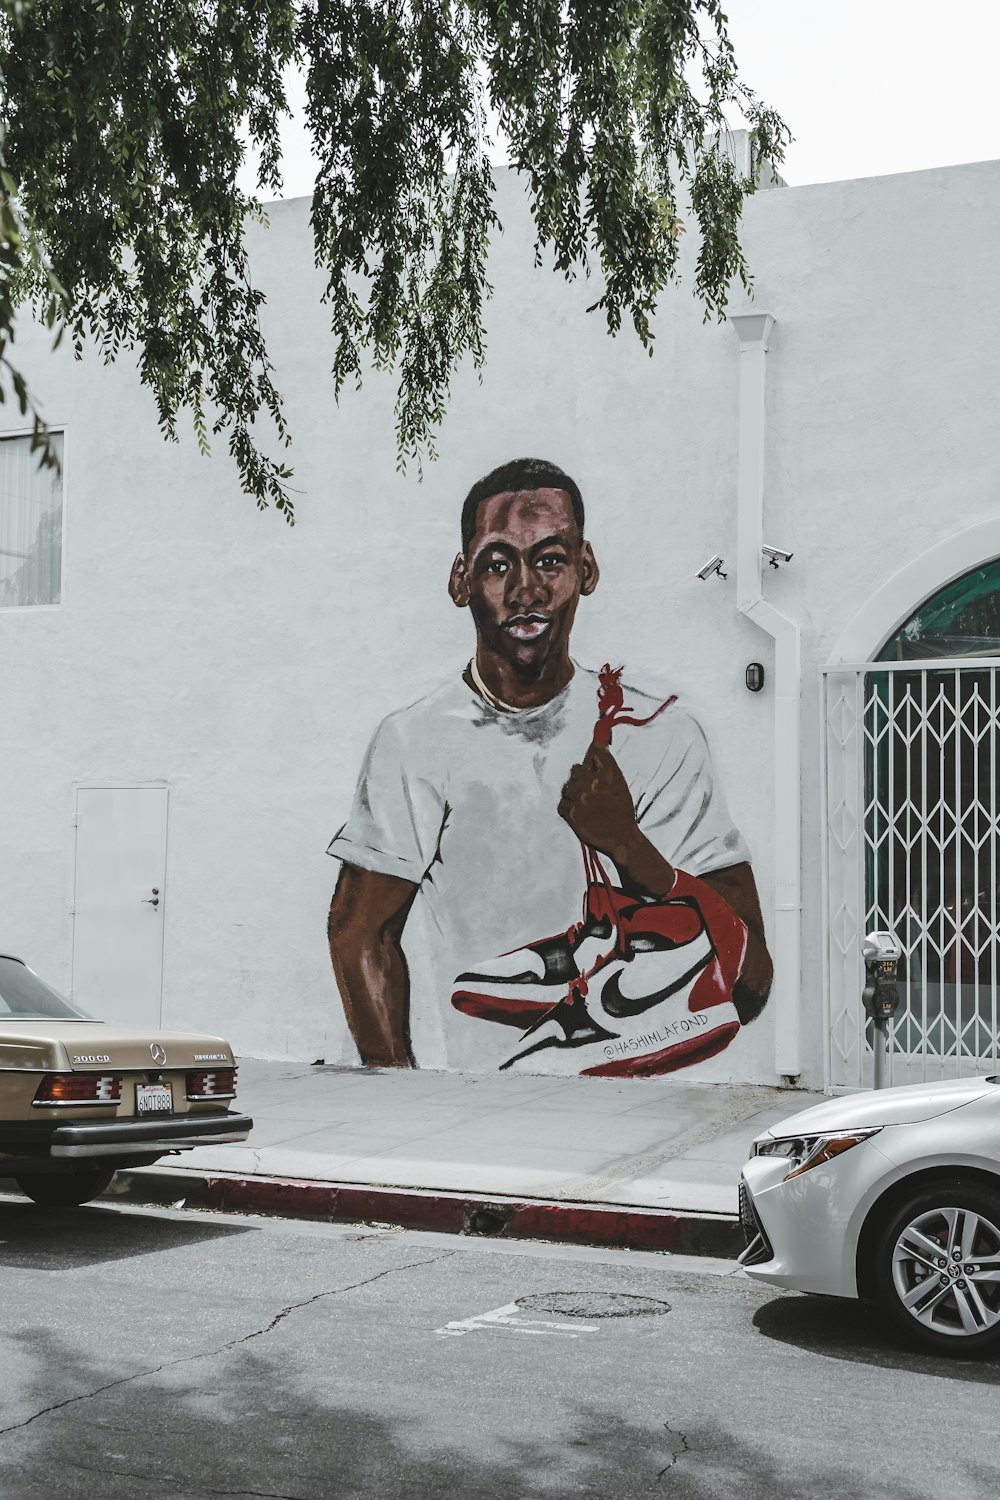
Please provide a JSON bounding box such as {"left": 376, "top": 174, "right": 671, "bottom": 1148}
{"left": 33, "top": 1073, "right": 122, "bottom": 1106}
{"left": 186, "top": 1067, "right": 237, "bottom": 1100}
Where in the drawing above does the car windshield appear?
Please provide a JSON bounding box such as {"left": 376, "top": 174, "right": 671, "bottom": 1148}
{"left": 0, "top": 957, "right": 94, "bottom": 1020}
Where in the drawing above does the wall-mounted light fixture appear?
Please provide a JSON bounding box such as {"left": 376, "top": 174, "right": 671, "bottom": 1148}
{"left": 746, "top": 662, "right": 765, "bottom": 693}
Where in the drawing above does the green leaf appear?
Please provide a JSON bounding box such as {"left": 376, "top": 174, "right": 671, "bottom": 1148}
{"left": 0, "top": 0, "right": 787, "bottom": 520}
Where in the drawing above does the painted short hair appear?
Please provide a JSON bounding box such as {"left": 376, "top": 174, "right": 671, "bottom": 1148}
{"left": 460, "top": 458, "right": 585, "bottom": 553}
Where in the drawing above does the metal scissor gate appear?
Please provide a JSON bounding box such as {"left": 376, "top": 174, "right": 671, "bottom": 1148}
{"left": 823, "top": 660, "right": 1000, "bottom": 1088}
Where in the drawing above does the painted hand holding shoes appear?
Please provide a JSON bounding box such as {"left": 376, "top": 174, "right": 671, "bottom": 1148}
{"left": 451, "top": 665, "right": 749, "bottom": 1078}
{"left": 452, "top": 864, "right": 746, "bottom": 1077}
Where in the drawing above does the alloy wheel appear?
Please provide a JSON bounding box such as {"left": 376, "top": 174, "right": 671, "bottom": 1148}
{"left": 891, "top": 1205, "right": 1000, "bottom": 1338}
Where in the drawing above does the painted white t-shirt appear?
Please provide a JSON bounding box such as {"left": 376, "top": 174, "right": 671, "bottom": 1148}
{"left": 327, "top": 665, "right": 750, "bottom": 1071}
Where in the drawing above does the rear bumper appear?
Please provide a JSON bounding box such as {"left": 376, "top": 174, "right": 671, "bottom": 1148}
{"left": 0, "top": 1111, "right": 253, "bottom": 1161}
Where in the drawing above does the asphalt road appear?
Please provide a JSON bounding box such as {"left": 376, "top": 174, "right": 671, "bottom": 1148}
{"left": 1, "top": 1197, "right": 998, "bottom": 1500}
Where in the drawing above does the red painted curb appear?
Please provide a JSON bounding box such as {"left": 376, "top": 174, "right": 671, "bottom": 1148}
{"left": 207, "top": 1175, "right": 339, "bottom": 1220}
{"left": 132, "top": 1169, "right": 741, "bottom": 1258}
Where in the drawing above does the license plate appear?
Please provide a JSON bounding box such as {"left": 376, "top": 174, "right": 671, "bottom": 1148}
{"left": 136, "top": 1082, "right": 173, "bottom": 1116}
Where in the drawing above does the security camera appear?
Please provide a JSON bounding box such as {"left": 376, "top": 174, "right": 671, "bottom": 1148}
{"left": 762, "top": 544, "right": 793, "bottom": 568}
{"left": 697, "top": 555, "right": 728, "bottom": 581}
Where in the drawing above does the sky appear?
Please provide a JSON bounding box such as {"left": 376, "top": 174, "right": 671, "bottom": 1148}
{"left": 725, "top": 0, "right": 1000, "bottom": 185}
{"left": 245, "top": 1, "right": 1000, "bottom": 199}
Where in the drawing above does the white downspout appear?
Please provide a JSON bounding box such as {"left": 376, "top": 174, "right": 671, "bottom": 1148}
{"left": 729, "top": 312, "right": 802, "bottom": 1082}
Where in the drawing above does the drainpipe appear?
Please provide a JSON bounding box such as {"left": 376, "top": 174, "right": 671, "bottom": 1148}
{"left": 729, "top": 312, "right": 801, "bottom": 1083}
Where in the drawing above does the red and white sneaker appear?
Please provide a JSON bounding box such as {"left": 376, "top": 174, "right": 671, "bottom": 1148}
{"left": 450, "top": 880, "right": 625, "bottom": 1027}
{"left": 499, "top": 874, "right": 745, "bottom": 1077}
{"left": 453, "top": 867, "right": 747, "bottom": 1077}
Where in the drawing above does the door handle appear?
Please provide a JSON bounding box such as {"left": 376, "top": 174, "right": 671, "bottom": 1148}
{"left": 142, "top": 888, "right": 160, "bottom": 908}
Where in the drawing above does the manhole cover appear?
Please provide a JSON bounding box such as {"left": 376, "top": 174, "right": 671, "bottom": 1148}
{"left": 515, "top": 1292, "right": 671, "bottom": 1319}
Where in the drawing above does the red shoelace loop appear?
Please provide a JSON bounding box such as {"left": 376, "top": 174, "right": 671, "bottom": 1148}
{"left": 561, "top": 664, "right": 682, "bottom": 1007}
{"left": 594, "top": 663, "right": 677, "bottom": 747}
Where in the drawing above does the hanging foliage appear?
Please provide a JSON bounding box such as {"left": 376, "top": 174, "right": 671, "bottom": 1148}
{"left": 0, "top": 0, "right": 789, "bottom": 520}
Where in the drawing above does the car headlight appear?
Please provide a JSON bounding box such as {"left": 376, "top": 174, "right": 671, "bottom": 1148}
{"left": 753, "top": 1127, "right": 882, "bottom": 1180}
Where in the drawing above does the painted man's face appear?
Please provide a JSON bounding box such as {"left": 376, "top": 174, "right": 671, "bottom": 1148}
{"left": 449, "top": 488, "right": 599, "bottom": 676}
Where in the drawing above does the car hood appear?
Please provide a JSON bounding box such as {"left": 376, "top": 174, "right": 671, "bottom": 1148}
{"left": 761, "top": 1076, "right": 998, "bottom": 1138}
{"left": 0, "top": 1022, "right": 235, "bottom": 1071}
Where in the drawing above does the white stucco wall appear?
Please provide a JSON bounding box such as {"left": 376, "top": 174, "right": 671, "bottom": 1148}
{"left": 2, "top": 157, "right": 999, "bottom": 1084}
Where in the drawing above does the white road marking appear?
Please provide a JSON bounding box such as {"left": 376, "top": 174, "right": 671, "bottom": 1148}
{"left": 438, "top": 1300, "right": 599, "bottom": 1338}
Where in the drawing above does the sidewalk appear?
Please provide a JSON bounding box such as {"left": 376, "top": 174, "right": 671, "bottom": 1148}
{"left": 119, "top": 1062, "right": 824, "bottom": 1255}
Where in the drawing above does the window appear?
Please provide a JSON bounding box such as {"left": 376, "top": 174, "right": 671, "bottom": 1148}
{"left": 0, "top": 956, "right": 91, "bottom": 1020}
{"left": 0, "top": 431, "right": 64, "bottom": 607}
{"left": 862, "top": 559, "right": 1000, "bottom": 1070}
{"left": 879, "top": 558, "right": 1000, "bottom": 660}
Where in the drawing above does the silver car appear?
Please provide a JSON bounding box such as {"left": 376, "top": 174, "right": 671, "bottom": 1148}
{"left": 739, "top": 1077, "right": 1000, "bottom": 1354}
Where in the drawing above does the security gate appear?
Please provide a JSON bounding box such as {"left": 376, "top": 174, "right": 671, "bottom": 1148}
{"left": 823, "top": 660, "right": 1000, "bottom": 1088}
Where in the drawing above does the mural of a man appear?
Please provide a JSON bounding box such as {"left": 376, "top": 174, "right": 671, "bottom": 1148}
{"left": 327, "top": 458, "right": 772, "bottom": 1074}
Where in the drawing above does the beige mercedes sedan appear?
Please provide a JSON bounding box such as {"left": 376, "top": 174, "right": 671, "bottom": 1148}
{"left": 0, "top": 952, "right": 252, "bottom": 1206}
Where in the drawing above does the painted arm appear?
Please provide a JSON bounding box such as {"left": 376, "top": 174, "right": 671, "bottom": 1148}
{"left": 558, "top": 742, "right": 773, "bottom": 1020}
{"left": 698, "top": 862, "right": 773, "bottom": 1021}
{"left": 328, "top": 863, "right": 420, "bottom": 1068}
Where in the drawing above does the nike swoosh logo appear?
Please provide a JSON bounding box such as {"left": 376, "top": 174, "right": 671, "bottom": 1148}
{"left": 598, "top": 952, "right": 713, "bottom": 1020}
{"left": 455, "top": 952, "right": 548, "bottom": 985}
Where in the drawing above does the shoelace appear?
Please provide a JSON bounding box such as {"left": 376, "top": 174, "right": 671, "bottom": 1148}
{"left": 559, "top": 667, "right": 678, "bottom": 1015}
{"left": 594, "top": 662, "right": 676, "bottom": 746}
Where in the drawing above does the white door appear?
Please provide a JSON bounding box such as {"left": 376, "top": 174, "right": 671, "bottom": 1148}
{"left": 71, "top": 785, "right": 169, "bottom": 1027}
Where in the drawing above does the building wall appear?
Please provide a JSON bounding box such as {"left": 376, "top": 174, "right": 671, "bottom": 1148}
{"left": 2, "top": 158, "right": 999, "bottom": 1084}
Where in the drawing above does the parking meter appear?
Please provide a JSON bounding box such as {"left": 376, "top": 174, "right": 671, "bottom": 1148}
{"left": 862, "top": 931, "right": 902, "bottom": 1089}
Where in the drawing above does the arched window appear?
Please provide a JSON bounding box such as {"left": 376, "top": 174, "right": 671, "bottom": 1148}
{"left": 879, "top": 558, "right": 1000, "bottom": 661}
{"left": 862, "top": 558, "right": 1000, "bottom": 1075}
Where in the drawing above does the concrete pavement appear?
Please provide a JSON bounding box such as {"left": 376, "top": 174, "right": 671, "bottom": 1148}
{"left": 117, "top": 1061, "right": 826, "bottom": 1253}
{"left": 2, "top": 1199, "right": 994, "bottom": 1499}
